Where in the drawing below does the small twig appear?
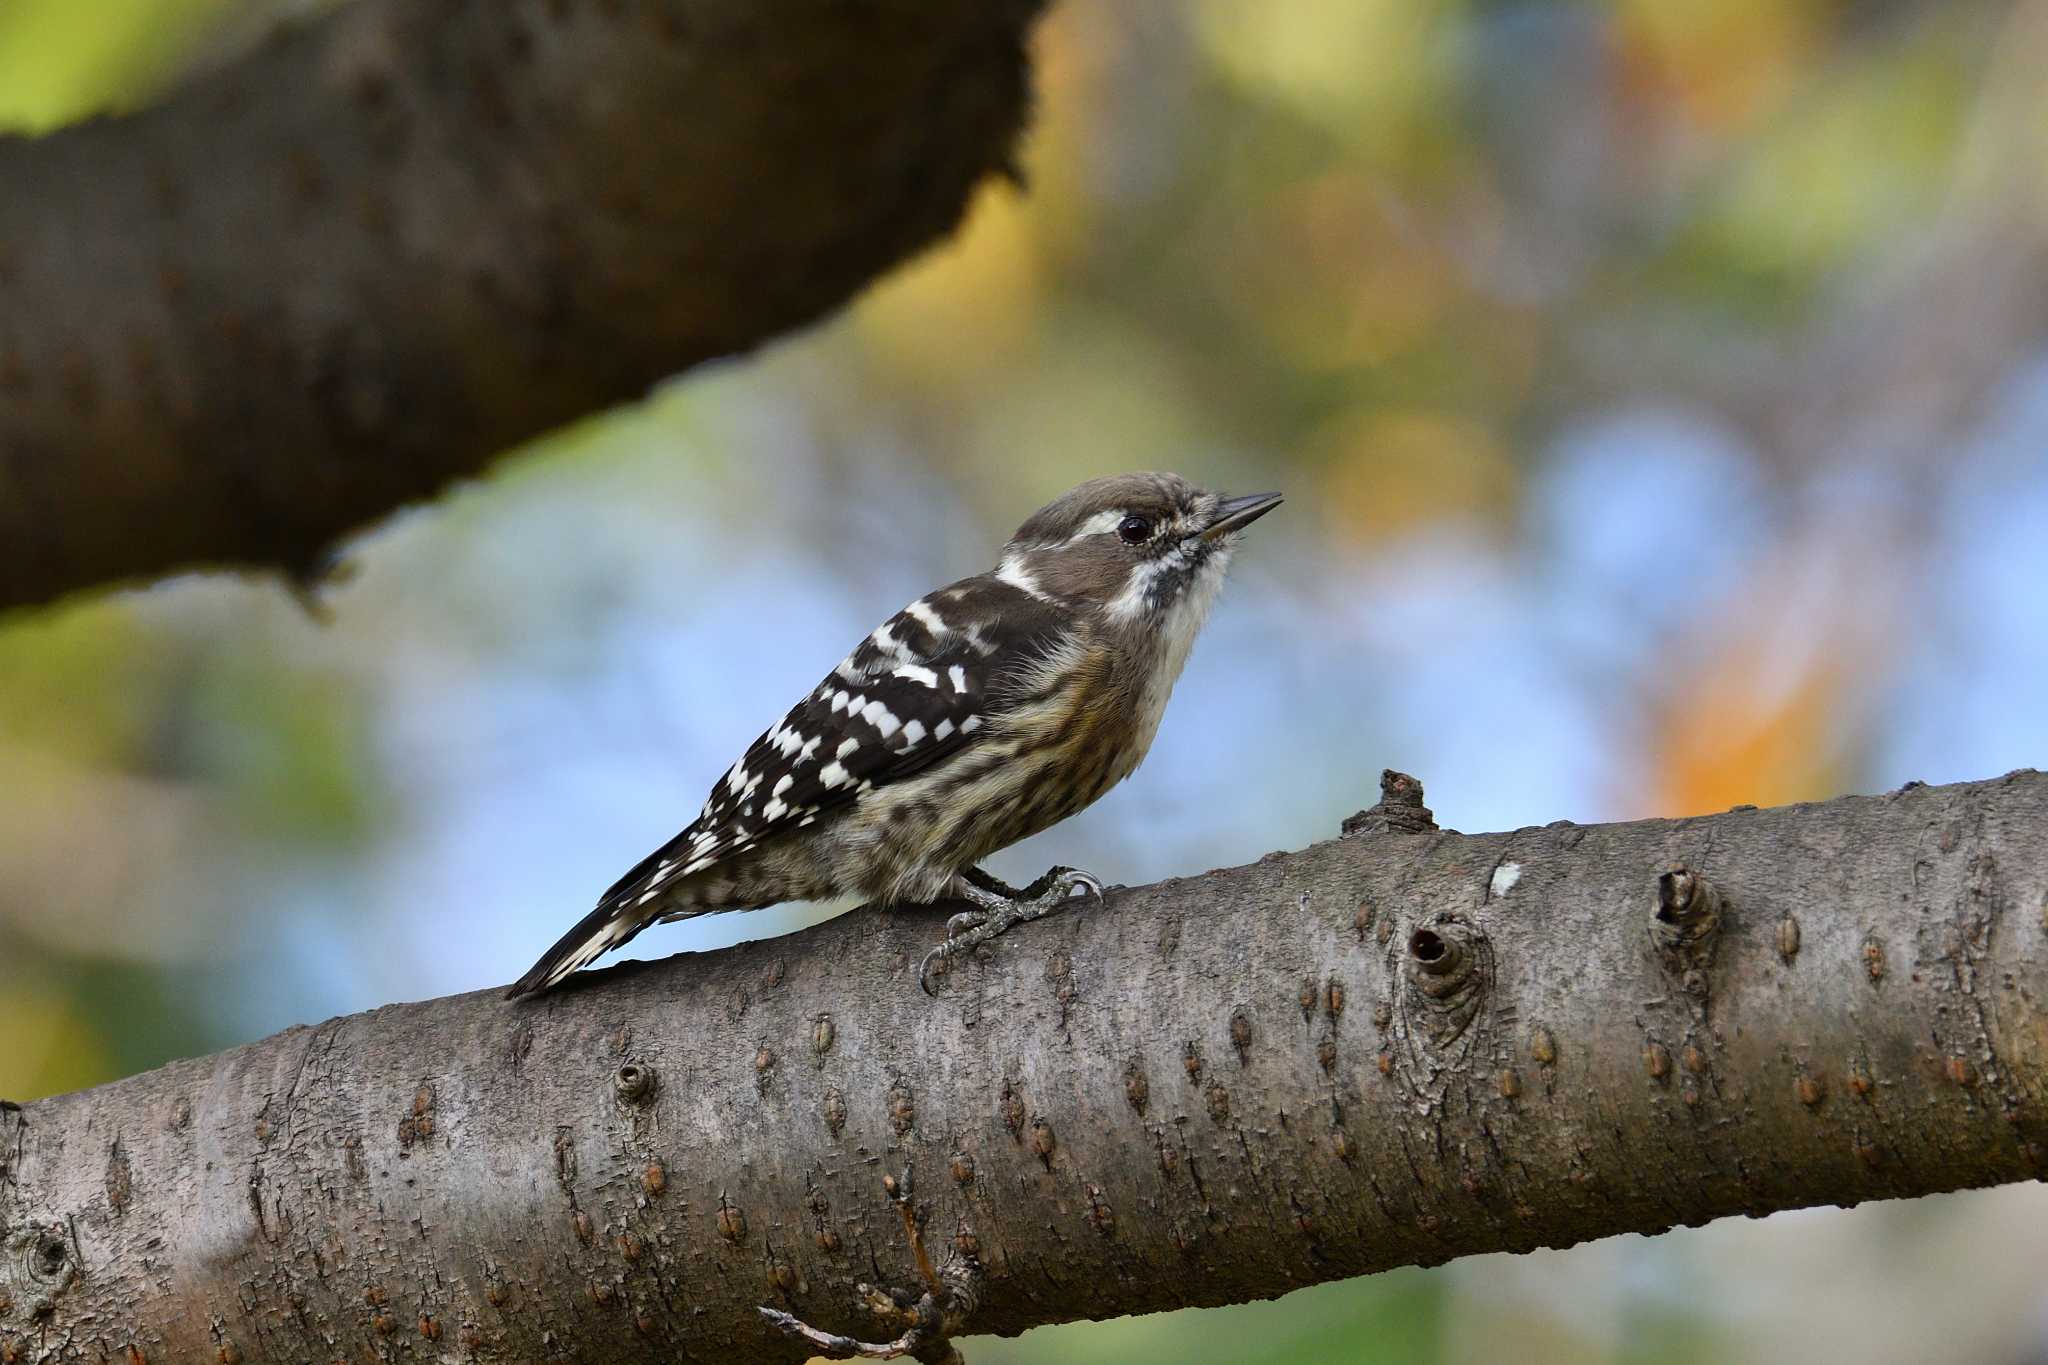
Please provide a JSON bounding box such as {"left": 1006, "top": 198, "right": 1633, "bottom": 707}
{"left": 888, "top": 1171, "right": 943, "bottom": 1297}
{"left": 761, "top": 1169, "right": 982, "bottom": 1363}
{"left": 758, "top": 1303, "right": 950, "bottom": 1361}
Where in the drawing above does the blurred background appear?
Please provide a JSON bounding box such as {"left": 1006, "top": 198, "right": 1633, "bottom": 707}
{"left": 4, "top": 1, "right": 2047, "bottom": 1361}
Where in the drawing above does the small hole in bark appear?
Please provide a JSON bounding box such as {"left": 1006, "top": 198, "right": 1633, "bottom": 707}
{"left": 615, "top": 1064, "right": 656, "bottom": 1103}
{"left": 1409, "top": 929, "right": 1445, "bottom": 962}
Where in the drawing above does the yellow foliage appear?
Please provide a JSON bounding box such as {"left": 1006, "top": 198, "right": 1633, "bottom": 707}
{"left": 0, "top": 600, "right": 164, "bottom": 769}
{"left": 1613, "top": 0, "right": 1827, "bottom": 136}
{"left": 855, "top": 181, "right": 1044, "bottom": 390}
{"left": 0, "top": 979, "right": 112, "bottom": 1102}
{"left": 1195, "top": 0, "right": 1453, "bottom": 159}
{"left": 0, "top": 0, "right": 241, "bottom": 131}
{"left": 1308, "top": 407, "right": 1516, "bottom": 544}
{"left": 1228, "top": 172, "right": 1461, "bottom": 370}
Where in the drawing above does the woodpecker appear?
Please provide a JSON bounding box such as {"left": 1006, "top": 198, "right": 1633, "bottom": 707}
{"left": 505, "top": 472, "right": 1281, "bottom": 999}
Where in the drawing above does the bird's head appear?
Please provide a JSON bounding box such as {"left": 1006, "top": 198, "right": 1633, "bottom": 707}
{"left": 995, "top": 473, "right": 1281, "bottom": 631}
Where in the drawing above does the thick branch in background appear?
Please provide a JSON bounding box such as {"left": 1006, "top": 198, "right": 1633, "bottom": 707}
{"left": 2, "top": 771, "right": 2045, "bottom": 1362}
{"left": 0, "top": 0, "right": 1043, "bottom": 612}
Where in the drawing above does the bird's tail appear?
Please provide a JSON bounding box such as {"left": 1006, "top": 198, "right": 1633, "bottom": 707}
{"left": 504, "top": 900, "right": 651, "bottom": 1000}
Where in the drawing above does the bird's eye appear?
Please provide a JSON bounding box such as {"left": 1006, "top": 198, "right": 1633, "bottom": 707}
{"left": 1116, "top": 514, "right": 1154, "bottom": 545}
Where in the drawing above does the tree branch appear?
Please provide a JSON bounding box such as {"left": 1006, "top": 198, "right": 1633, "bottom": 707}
{"left": 3, "top": 770, "right": 2044, "bottom": 1362}
{"left": 0, "top": 0, "right": 1043, "bottom": 612}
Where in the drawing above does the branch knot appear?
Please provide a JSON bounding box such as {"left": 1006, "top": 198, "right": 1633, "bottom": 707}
{"left": 1342, "top": 771, "right": 1437, "bottom": 838}
{"left": 1649, "top": 865, "right": 1723, "bottom": 993}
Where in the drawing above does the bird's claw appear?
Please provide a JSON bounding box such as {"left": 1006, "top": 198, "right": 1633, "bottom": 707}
{"left": 919, "top": 866, "right": 1106, "bottom": 996}
{"left": 1050, "top": 866, "right": 1105, "bottom": 904}
{"left": 917, "top": 943, "right": 957, "bottom": 997}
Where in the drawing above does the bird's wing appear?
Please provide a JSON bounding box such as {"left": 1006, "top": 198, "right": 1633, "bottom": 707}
{"left": 592, "top": 576, "right": 1066, "bottom": 915}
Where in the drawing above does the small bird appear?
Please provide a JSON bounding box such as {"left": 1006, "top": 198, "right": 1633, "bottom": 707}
{"left": 505, "top": 472, "right": 1280, "bottom": 999}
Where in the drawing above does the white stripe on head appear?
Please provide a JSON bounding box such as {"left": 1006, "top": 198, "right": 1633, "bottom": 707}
{"left": 1065, "top": 509, "right": 1127, "bottom": 543}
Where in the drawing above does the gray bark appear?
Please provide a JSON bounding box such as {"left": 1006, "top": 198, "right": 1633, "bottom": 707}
{"left": 3, "top": 770, "right": 2045, "bottom": 1363}
{"left": 0, "top": 0, "right": 1042, "bottom": 613}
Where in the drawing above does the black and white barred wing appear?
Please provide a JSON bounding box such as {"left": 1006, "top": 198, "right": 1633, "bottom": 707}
{"left": 600, "top": 642, "right": 990, "bottom": 905}
{"left": 505, "top": 578, "right": 1057, "bottom": 997}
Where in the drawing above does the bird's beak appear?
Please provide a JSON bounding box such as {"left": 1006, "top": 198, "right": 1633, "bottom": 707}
{"left": 1202, "top": 491, "right": 1283, "bottom": 541}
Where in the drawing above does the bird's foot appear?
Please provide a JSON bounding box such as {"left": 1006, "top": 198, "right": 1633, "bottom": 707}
{"left": 919, "top": 866, "right": 1104, "bottom": 996}
{"left": 759, "top": 1169, "right": 982, "bottom": 1363}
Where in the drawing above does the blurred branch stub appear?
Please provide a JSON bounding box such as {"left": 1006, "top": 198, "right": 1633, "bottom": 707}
{"left": 3, "top": 772, "right": 2047, "bottom": 1362}
{"left": 0, "top": 0, "right": 1044, "bottom": 611}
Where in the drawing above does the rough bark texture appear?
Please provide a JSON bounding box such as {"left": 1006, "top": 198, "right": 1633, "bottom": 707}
{"left": 3, "top": 771, "right": 2045, "bottom": 1363}
{"left": 0, "top": 0, "right": 1042, "bottom": 613}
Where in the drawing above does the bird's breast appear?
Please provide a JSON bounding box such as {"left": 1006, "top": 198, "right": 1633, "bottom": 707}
{"left": 1003, "top": 632, "right": 1172, "bottom": 803}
